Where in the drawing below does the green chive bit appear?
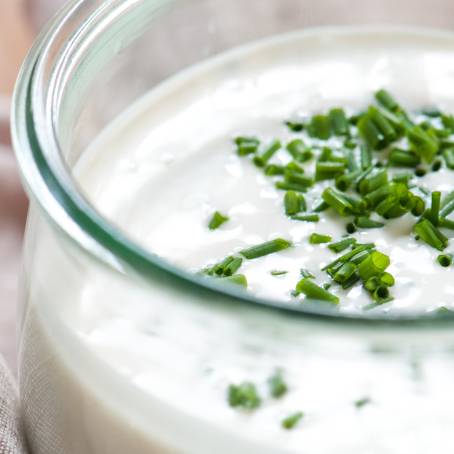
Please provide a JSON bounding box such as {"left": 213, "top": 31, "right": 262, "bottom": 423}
{"left": 207, "top": 256, "right": 237, "bottom": 276}
{"left": 286, "top": 161, "right": 305, "bottom": 174}
{"left": 322, "top": 187, "right": 353, "bottom": 216}
{"left": 315, "top": 161, "right": 346, "bottom": 181}
{"left": 335, "top": 170, "right": 362, "bottom": 192}
{"left": 375, "top": 89, "right": 399, "bottom": 112}
{"left": 358, "top": 251, "right": 390, "bottom": 281}
{"left": 235, "top": 137, "right": 260, "bottom": 156}
{"left": 422, "top": 107, "right": 442, "bottom": 117}
{"left": 313, "top": 200, "right": 330, "bottom": 212}
{"left": 413, "top": 219, "right": 448, "bottom": 251}
{"left": 271, "top": 270, "right": 288, "bottom": 276}
{"left": 268, "top": 371, "right": 288, "bottom": 398}
{"left": 328, "top": 237, "right": 357, "bottom": 253}
{"left": 380, "top": 272, "right": 395, "bottom": 287}
{"left": 218, "top": 274, "right": 248, "bottom": 287}
{"left": 358, "top": 116, "right": 385, "bottom": 151}
{"left": 355, "top": 397, "right": 372, "bottom": 409}
{"left": 407, "top": 125, "right": 439, "bottom": 163}
{"left": 296, "top": 278, "right": 339, "bottom": 304}
{"left": 333, "top": 262, "right": 357, "bottom": 284}
{"left": 282, "top": 412, "right": 304, "bottom": 430}
{"left": 308, "top": 114, "right": 331, "bottom": 140}
{"left": 354, "top": 216, "right": 385, "bottom": 229}
{"left": 443, "top": 148, "right": 454, "bottom": 170}
{"left": 253, "top": 139, "right": 281, "bottom": 167}
{"left": 264, "top": 164, "right": 285, "bottom": 176}
{"left": 309, "top": 233, "right": 332, "bottom": 244}
{"left": 224, "top": 257, "right": 243, "bottom": 276}
{"left": 300, "top": 268, "right": 315, "bottom": 279}
{"left": 208, "top": 211, "right": 229, "bottom": 230}
{"left": 392, "top": 172, "right": 413, "bottom": 185}
{"left": 388, "top": 148, "right": 421, "bottom": 167}
{"left": 285, "top": 120, "right": 304, "bottom": 132}
{"left": 275, "top": 181, "right": 308, "bottom": 193}
{"left": 439, "top": 217, "right": 454, "bottom": 230}
{"left": 372, "top": 285, "right": 391, "bottom": 302}
{"left": 286, "top": 139, "right": 313, "bottom": 163}
{"left": 368, "top": 106, "right": 398, "bottom": 143}
{"left": 240, "top": 238, "right": 291, "bottom": 259}
{"left": 323, "top": 244, "right": 375, "bottom": 273}
{"left": 364, "top": 276, "right": 380, "bottom": 292}
{"left": 360, "top": 144, "right": 373, "bottom": 170}
{"left": 228, "top": 382, "right": 261, "bottom": 410}
{"left": 364, "top": 184, "right": 391, "bottom": 209}
{"left": 291, "top": 214, "right": 320, "bottom": 223}
{"left": 329, "top": 108, "right": 349, "bottom": 136}
{"left": 440, "top": 191, "right": 454, "bottom": 218}
{"left": 284, "top": 170, "right": 314, "bottom": 189}
{"left": 284, "top": 191, "right": 306, "bottom": 216}
{"left": 437, "top": 254, "right": 453, "bottom": 267}
{"left": 428, "top": 191, "right": 441, "bottom": 226}
{"left": 358, "top": 169, "right": 388, "bottom": 195}
{"left": 442, "top": 114, "right": 454, "bottom": 132}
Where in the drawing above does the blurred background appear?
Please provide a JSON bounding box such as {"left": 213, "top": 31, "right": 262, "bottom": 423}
{"left": 0, "top": 0, "right": 64, "bottom": 369}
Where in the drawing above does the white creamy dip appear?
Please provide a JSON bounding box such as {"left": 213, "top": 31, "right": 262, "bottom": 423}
{"left": 20, "top": 27, "right": 454, "bottom": 454}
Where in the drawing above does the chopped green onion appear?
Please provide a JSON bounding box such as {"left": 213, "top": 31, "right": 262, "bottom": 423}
{"left": 375, "top": 89, "right": 399, "bottom": 112}
{"left": 218, "top": 274, "right": 248, "bottom": 287}
{"left": 228, "top": 382, "right": 261, "bottom": 410}
{"left": 315, "top": 161, "right": 346, "bottom": 181}
{"left": 268, "top": 371, "right": 288, "bottom": 398}
{"left": 440, "top": 191, "right": 454, "bottom": 218}
{"left": 235, "top": 136, "right": 260, "bottom": 156}
{"left": 355, "top": 396, "right": 372, "bottom": 409}
{"left": 284, "top": 171, "right": 314, "bottom": 188}
{"left": 439, "top": 217, "right": 454, "bottom": 230}
{"left": 388, "top": 148, "right": 421, "bottom": 167}
{"left": 358, "top": 251, "right": 390, "bottom": 281}
{"left": 360, "top": 144, "right": 373, "bottom": 169}
{"left": 253, "top": 139, "right": 281, "bottom": 167}
{"left": 413, "top": 219, "right": 448, "bottom": 251}
{"left": 354, "top": 216, "right": 385, "bottom": 229}
{"left": 307, "top": 114, "right": 331, "bottom": 140}
{"left": 380, "top": 272, "right": 395, "bottom": 287}
{"left": 323, "top": 244, "right": 375, "bottom": 274}
{"left": 291, "top": 213, "right": 320, "bottom": 222}
{"left": 270, "top": 270, "right": 288, "bottom": 276}
{"left": 432, "top": 159, "right": 443, "bottom": 172}
{"left": 335, "top": 170, "right": 361, "bottom": 192}
{"left": 407, "top": 125, "right": 439, "bottom": 163}
{"left": 300, "top": 268, "right": 315, "bottom": 279}
{"left": 309, "top": 233, "right": 332, "bottom": 244}
{"left": 313, "top": 200, "right": 330, "bottom": 212}
{"left": 437, "top": 254, "right": 453, "bottom": 267}
{"left": 284, "top": 191, "right": 306, "bottom": 216}
{"left": 443, "top": 148, "right": 454, "bottom": 170}
{"left": 442, "top": 114, "right": 454, "bottom": 132}
{"left": 372, "top": 285, "right": 390, "bottom": 302}
{"left": 264, "top": 164, "right": 285, "bottom": 176}
{"left": 240, "top": 238, "right": 292, "bottom": 259}
{"left": 358, "top": 116, "right": 385, "bottom": 150}
{"left": 328, "top": 237, "right": 357, "bottom": 253}
{"left": 368, "top": 106, "right": 397, "bottom": 143}
{"left": 428, "top": 191, "right": 441, "bottom": 226}
{"left": 322, "top": 187, "right": 353, "bottom": 216}
{"left": 329, "top": 108, "right": 349, "bottom": 136}
{"left": 275, "top": 181, "right": 309, "bottom": 193}
{"left": 208, "top": 211, "right": 229, "bottom": 230}
{"left": 296, "top": 278, "right": 339, "bottom": 304}
{"left": 281, "top": 412, "right": 304, "bottom": 430}
{"left": 333, "top": 262, "right": 357, "bottom": 284}
{"left": 346, "top": 222, "right": 357, "bottom": 234}
{"left": 286, "top": 161, "right": 304, "bottom": 173}
{"left": 358, "top": 169, "right": 388, "bottom": 195}
{"left": 285, "top": 120, "right": 304, "bottom": 132}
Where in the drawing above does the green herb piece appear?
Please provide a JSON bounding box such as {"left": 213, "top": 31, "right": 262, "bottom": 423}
{"left": 240, "top": 238, "right": 291, "bottom": 259}
{"left": 355, "top": 397, "right": 372, "bottom": 409}
{"left": 375, "top": 89, "right": 399, "bottom": 112}
{"left": 440, "top": 191, "right": 454, "bottom": 218}
{"left": 308, "top": 114, "right": 331, "bottom": 140}
{"left": 360, "top": 144, "right": 373, "bottom": 169}
{"left": 364, "top": 184, "right": 391, "bottom": 209}
{"left": 208, "top": 211, "right": 229, "bottom": 230}
{"left": 329, "top": 108, "right": 349, "bottom": 136}
{"left": 392, "top": 172, "right": 413, "bottom": 184}
{"left": 264, "top": 164, "right": 285, "bottom": 176}
{"left": 333, "top": 262, "right": 357, "bottom": 284}
{"left": 443, "top": 148, "right": 454, "bottom": 170}
{"left": 380, "top": 272, "right": 395, "bottom": 287}
{"left": 346, "top": 222, "right": 357, "bottom": 234}
{"left": 358, "top": 169, "right": 388, "bottom": 195}
{"left": 372, "top": 285, "right": 390, "bottom": 302}
{"left": 291, "top": 214, "right": 320, "bottom": 222}
{"left": 284, "top": 191, "right": 306, "bottom": 215}
{"left": 358, "top": 116, "right": 385, "bottom": 150}
{"left": 328, "top": 237, "right": 357, "bottom": 253}
{"left": 275, "top": 181, "right": 309, "bottom": 193}
{"left": 437, "top": 254, "right": 453, "bottom": 267}
{"left": 315, "top": 161, "right": 346, "bottom": 181}
{"left": 388, "top": 148, "right": 421, "bottom": 167}
{"left": 282, "top": 412, "right": 304, "bottom": 430}
{"left": 439, "top": 217, "right": 454, "bottom": 230}
{"left": 313, "top": 200, "right": 330, "bottom": 212}
{"left": 284, "top": 170, "right": 314, "bottom": 189}
{"left": 286, "top": 139, "right": 314, "bottom": 162}
{"left": 271, "top": 270, "right": 289, "bottom": 277}
{"left": 300, "top": 268, "right": 315, "bottom": 279}
{"left": 358, "top": 251, "right": 390, "bottom": 281}
{"left": 368, "top": 106, "right": 398, "bottom": 143}
{"left": 427, "top": 191, "right": 441, "bottom": 226}
{"left": 413, "top": 219, "right": 448, "bottom": 251}
{"left": 322, "top": 187, "right": 353, "bottom": 216}
{"left": 228, "top": 382, "right": 261, "bottom": 410}
{"left": 323, "top": 244, "right": 375, "bottom": 275}
{"left": 442, "top": 113, "right": 454, "bottom": 132}
{"left": 296, "top": 278, "right": 339, "bottom": 304}
{"left": 286, "top": 161, "right": 305, "bottom": 174}
{"left": 235, "top": 136, "right": 260, "bottom": 156}
{"left": 364, "top": 276, "right": 380, "bottom": 292}
{"left": 268, "top": 371, "right": 288, "bottom": 398}
{"left": 335, "top": 170, "right": 362, "bottom": 192}
{"left": 218, "top": 274, "right": 248, "bottom": 287}
{"left": 309, "top": 233, "right": 332, "bottom": 244}
{"left": 285, "top": 120, "right": 304, "bottom": 132}
{"left": 253, "top": 139, "right": 281, "bottom": 167}
{"left": 354, "top": 216, "right": 385, "bottom": 229}
{"left": 407, "top": 125, "right": 439, "bottom": 163}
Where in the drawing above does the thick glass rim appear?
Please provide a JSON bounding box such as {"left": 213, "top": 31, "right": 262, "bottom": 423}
{"left": 11, "top": 0, "right": 454, "bottom": 328}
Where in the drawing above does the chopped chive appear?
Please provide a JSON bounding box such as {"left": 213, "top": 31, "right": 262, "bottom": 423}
{"left": 286, "top": 139, "right": 305, "bottom": 160}
{"left": 335, "top": 169, "right": 362, "bottom": 192}
{"left": 300, "top": 268, "right": 315, "bottom": 279}
{"left": 286, "top": 161, "right": 304, "bottom": 174}
{"left": 291, "top": 213, "right": 320, "bottom": 222}
{"left": 368, "top": 106, "right": 397, "bottom": 143}
{"left": 296, "top": 278, "right": 339, "bottom": 304}
{"left": 345, "top": 138, "right": 358, "bottom": 149}
{"left": 358, "top": 169, "right": 388, "bottom": 195}
{"left": 442, "top": 114, "right": 454, "bottom": 132}
{"left": 393, "top": 172, "right": 413, "bottom": 184}
{"left": 437, "top": 253, "right": 453, "bottom": 267}
{"left": 341, "top": 273, "right": 361, "bottom": 289}
{"left": 322, "top": 187, "right": 353, "bottom": 216}
{"left": 440, "top": 191, "right": 454, "bottom": 218}
{"left": 358, "top": 116, "right": 385, "bottom": 150}
{"left": 285, "top": 120, "right": 304, "bottom": 132}
{"left": 360, "top": 144, "right": 373, "bottom": 170}
{"left": 388, "top": 148, "right": 421, "bottom": 167}
{"left": 275, "top": 181, "right": 309, "bottom": 193}
{"left": 443, "top": 148, "right": 454, "bottom": 170}
{"left": 208, "top": 211, "right": 229, "bottom": 230}
{"left": 271, "top": 270, "right": 288, "bottom": 276}
{"left": 264, "top": 164, "right": 285, "bottom": 176}
{"left": 407, "top": 125, "right": 439, "bottom": 163}
{"left": 281, "top": 412, "right": 304, "bottom": 430}
{"left": 329, "top": 108, "right": 349, "bottom": 136}
{"left": 428, "top": 191, "right": 441, "bottom": 226}
{"left": 372, "top": 285, "right": 390, "bottom": 302}
{"left": 413, "top": 219, "right": 448, "bottom": 251}
{"left": 313, "top": 200, "right": 330, "bottom": 212}
{"left": 307, "top": 114, "right": 331, "bottom": 140}
{"left": 355, "top": 396, "right": 372, "bottom": 409}
{"left": 315, "top": 161, "right": 346, "bottom": 181}
{"left": 333, "top": 262, "right": 357, "bottom": 284}
{"left": 284, "top": 171, "right": 314, "bottom": 188}
{"left": 364, "top": 276, "right": 380, "bottom": 292}
{"left": 224, "top": 257, "right": 243, "bottom": 276}
{"left": 323, "top": 244, "right": 375, "bottom": 273}
{"left": 375, "top": 89, "right": 399, "bottom": 112}
{"left": 240, "top": 238, "right": 291, "bottom": 259}
{"left": 380, "top": 272, "right": 395, "bottom": 287}
{"left": 309, "top": 233, "right": 332, "bottom": 244}
{"left": 328, "top": 237, "right": 357, "bottom": 253}
{"left": 268, "top": 371, "right": 288, "bottom": 398}
{"left": 439, "top": 217, "right": 454, "bottom": 230}
{"left": 284, "top": 191, "right": 306, "bottom": 216}
{"left": 358, "top": 251, "right": 390, "bottom": 281}
{"left": 218, "top": 274, "right": 248, "bottom": 287}
{"left": 253, "top": 139, "right": 281, "bottom": 167}
{"left": 354, "top": 216, "right": 385, "bottom": 229}
{"left": 228, "top": 382, "right": 261, "bottom": 410}
{"left": 346, "top": 222, "right": 357, "bottom": 234}
{"left": 235, "top": 136, "right": 260, "bottom": 156}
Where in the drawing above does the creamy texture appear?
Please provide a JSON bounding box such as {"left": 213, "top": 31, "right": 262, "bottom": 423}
{"left": 77, "top": 27, "right": 454, "bottom": 315}
{"left": 20, "top": 27, "right": 454, "bottom": 454}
